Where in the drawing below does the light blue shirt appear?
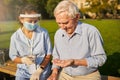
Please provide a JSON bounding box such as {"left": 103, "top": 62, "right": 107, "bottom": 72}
{"left": 9, "top": 26, "right": 52, "bottom": 78}
{"left": 52, "top": 21, "right": 107, "bottom": 76}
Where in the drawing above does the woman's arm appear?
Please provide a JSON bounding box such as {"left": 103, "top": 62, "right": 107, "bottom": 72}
{"left": 40, "top": 54, "right": 51, "bottom": 69}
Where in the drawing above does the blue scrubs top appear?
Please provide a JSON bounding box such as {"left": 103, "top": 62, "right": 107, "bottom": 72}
{"left": 9, "top": 26, "right": 52, "bottom": 78}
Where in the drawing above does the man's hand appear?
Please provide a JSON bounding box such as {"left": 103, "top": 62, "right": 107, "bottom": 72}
{"left": 47, "top": 68, "right": 58, "bottom": 80}
{"left": 21, "top": 57, "right": 33, "bottom": 65}
{"left": 30, "top": 67, "right": 43, "bottom": 80}
{"left": 52, "top": 59, "right": 74, "bottom": 67}
{"left": 47, "top": 72, "right": 58, "bottom": 80}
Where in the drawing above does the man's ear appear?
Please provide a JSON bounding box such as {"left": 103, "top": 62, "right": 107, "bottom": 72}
{"left": 75, "top": 14, "right": 80, "bottom": 22}
{"left": 76, "top": 14, "right": 80, "bottom": 20}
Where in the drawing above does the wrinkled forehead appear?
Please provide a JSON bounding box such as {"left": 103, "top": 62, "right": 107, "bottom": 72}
{"left": 55, "top": 11, "right": 68, "bottom": 17}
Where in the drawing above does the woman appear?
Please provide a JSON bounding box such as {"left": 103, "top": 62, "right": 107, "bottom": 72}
{"left": 9, "top": 4, "right": 52, "bottom": 80}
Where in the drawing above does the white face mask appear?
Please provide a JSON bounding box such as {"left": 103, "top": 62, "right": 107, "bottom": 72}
{"left": 23, "top": 22, "right": 38, "bottom": 31}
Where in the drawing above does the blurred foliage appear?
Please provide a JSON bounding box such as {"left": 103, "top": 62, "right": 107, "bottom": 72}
{"left": 0, "top": 0, "right": 50, "bottom": 20}
{"left": 85, "top": 0, "right": 118, "bottom": 18}
{"left": 0, "top": 0, "right": 119, "bottom": 20}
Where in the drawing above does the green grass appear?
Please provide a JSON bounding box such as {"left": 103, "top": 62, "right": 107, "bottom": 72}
{"left": 0, "top": 19, "right": 120, "bottom": 77}
{"left": 39, "top": 20, "right": 58, "bottom": 47}
{"left": 0, "top": 21, "right": 19, "bottom": 48}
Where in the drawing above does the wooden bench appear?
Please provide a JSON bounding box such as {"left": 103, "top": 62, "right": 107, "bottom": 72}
{"left": 0, "top": 60, "right": 120, "bottom": 80}
{"left": 0, "top": 60, "right": 17, "bottom": 76}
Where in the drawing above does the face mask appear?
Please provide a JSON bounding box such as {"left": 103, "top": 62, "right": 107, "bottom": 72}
{"left": 23, "top": 22, "right": 38, "bottom": 31}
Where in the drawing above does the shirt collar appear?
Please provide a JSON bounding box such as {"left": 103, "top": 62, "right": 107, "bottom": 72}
{"left": 61, "top": 21, "right": 82, "bottom": 37}
{"left": 74, "top": 21, "right": 82, "bottom": 35}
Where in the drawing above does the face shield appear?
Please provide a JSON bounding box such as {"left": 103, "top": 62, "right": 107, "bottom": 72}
{"left": 19, "top": 14, "right": 41, "bottom": 18}
{"left": 19, "top": 14, "right": 41, "bottom": 31}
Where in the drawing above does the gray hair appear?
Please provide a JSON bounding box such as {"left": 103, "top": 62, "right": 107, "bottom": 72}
{"left": 54, "top": 0, "right": 80, "bottom": 18}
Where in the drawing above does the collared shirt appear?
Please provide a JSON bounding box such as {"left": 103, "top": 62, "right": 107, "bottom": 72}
{"left": 9, "top": 26, "right": 52, "bottom": 78}
{"left": 52, "top": 21, "right": 106, "bottom": 76}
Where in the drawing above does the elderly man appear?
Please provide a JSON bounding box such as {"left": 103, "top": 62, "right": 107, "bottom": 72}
{"left": 48, "top": 0, "right": 107, "bottom": 80}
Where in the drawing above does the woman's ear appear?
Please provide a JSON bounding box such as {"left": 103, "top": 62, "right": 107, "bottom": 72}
{"left": 19, "top": 16, "right": 24, "bottom": 23}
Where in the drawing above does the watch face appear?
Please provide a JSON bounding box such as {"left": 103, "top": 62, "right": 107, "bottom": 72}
{"left": 40, "top": 66, "right": 44, "bottom": 69}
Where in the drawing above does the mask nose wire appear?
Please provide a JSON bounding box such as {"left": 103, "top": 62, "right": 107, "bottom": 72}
{"left": 31, "top": 20, "right": 38, "bottom": 25}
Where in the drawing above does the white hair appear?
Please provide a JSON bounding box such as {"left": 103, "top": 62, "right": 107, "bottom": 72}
{"left": 54, "top": 0, "right": 80, "bottom": 18}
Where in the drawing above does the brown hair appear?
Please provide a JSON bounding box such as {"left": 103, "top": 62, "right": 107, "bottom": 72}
{"left": 20, "top": 4, "right": 38, "bottom": 14}
{"left": 18, "top": 4, "right": 39, "bottom": 26}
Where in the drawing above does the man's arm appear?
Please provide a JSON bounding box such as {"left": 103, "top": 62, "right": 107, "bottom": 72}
{"left": 52, "top": 54, "right": 106, "bottom": 68}
{"left": 52, "top": 58, "right": 87, "bottom": 67}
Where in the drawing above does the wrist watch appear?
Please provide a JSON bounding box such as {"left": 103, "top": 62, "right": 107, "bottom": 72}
{"left": 40, "top": 66, "right": 44, "bottom": 70}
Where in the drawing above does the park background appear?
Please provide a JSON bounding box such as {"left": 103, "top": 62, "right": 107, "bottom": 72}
{"left": 0, "top": 0, "right": 120, "bottom": 78}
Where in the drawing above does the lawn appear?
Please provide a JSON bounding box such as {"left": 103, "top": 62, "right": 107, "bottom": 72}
{"left": 0, "top": 19, "right": 120, "bottom": 77}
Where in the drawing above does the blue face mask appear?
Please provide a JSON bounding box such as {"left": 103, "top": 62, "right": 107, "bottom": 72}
{"left": 23, "top": 22, "right": 38, "bottom": 31}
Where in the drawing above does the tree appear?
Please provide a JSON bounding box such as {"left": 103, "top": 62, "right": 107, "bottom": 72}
{"left": 26, "top": 0, "right": 49, "bottom": 19}
{"left": 46, "top": 0, "right": 62, "bottom": 18}
{"left": 108, "top": 0, "right": 118, "bottom": 18}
